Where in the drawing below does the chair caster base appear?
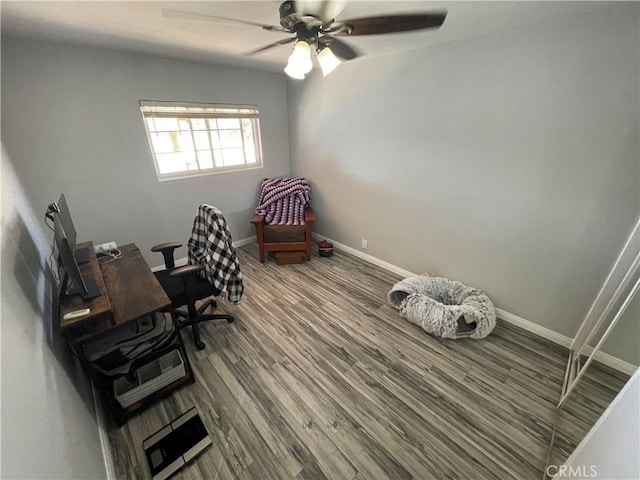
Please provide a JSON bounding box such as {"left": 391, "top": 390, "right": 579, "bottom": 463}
{"left": 227, "top": 317, "right": 235, "bottom": 323}
{"left": 196, "top": 341, "right": 205, "bottom": 350}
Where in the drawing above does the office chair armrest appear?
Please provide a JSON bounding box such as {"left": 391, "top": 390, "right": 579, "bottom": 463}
{"left": 251, "top": 213, "right": 264, "bottom": 224}
{"left": 151, "top": 242, "right": 182, "bottom": 269}
{"left": 169, "top": 264, "right": 204, "bottom": 278}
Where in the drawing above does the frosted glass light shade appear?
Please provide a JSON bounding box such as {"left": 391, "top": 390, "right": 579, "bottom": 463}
{"left": 284, "top": 61, "right": 306, "bottom": 79}
{"left": 287, "top": 41, "right": 313, "bottom": 75}
{"left": 317, "top": 46, "right": 341, "bottom": 76}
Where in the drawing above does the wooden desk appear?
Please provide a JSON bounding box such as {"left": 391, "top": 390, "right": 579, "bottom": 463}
{"left": 59, "top": 242, "right": 192, "bottom": 425}
{"left": 100, "top": 243, "right": 170, "bottom": 325}
{"left": 60, "top": 242, "right": 171, "bottom": 342}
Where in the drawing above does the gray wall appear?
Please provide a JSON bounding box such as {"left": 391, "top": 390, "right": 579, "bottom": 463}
{"left": 600, "top": 291, "right": 639, "bottom": 366}
{"left": 1, "top": 37, "right": 291, "bottom": 266}
{"left": 288, "top": 4, "right": 640, "bottom": 340}
{"left": 1, "top": 146, "right": 106, "bottom": 479}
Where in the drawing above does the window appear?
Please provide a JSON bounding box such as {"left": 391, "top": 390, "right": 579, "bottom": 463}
{"left": 140, "top": 101, "right": 263, "bottom": 181}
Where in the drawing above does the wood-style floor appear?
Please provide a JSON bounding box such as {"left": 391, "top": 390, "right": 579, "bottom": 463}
{"left": 106, "top": 244, "right": 629, "bottom": 480}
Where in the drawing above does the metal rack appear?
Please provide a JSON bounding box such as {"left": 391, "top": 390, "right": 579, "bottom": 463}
{"left": 543, "top": 218, "right": 640, "bottom": 478}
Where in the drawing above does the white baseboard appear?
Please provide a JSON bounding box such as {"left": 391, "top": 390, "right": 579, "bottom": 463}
{"left": 494, "top": 308, "right": 573, "bottom": 348}
{"left": 234, "top": 235, "right": 257, "bottom": 248}
{"left": 150, "top": 235, "right": 256, "bottom": 272}
{"left": 93, "top": 382, "right": 116, "bottom": 480}
{"left": 491, "top": 309, "right": 636, "bottom": 375}
{"left": 312, "top": 233, "right": 416, "bottom": 278}
{"left": 581, "top": 348, "right": 638, "bottom": 376}
{"left": 314, "top": 233, "right": 637, "bottom": 376}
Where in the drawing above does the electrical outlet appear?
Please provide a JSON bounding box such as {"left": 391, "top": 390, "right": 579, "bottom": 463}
{"left": 361, "top": 238, "right": 368, "bottom": 250}
{"left": 95, "top": 241, "right": 117, "bottom": 253}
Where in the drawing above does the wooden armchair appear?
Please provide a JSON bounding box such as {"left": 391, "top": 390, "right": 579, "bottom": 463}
{"left": 251, "top": 207, "right": 315, "bottom": 263}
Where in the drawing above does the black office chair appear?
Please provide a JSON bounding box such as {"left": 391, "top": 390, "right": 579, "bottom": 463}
{"left": 151, "top": 241, "right": 234, "bottom": 350}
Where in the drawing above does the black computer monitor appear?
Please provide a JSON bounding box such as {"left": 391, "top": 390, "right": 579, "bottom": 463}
{"left": 54, "top": 215, "right": 101, "bottom": 300}
{"left": 54, "top": 194, "right": 91, "bottom": 264}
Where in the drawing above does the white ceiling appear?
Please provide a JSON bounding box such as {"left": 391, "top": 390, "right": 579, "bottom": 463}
{"left": 1, "top": 1, "right": 612, "bottom": 73}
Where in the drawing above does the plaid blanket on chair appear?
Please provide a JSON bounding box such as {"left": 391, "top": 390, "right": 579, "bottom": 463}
{"left": 187, "top": 204, "right": 244, "bottom": 304}
{"left": 255, "top": 177, "right": 311, "bottom": 225}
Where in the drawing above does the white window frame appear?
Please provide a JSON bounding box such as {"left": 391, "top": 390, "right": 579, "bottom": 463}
{"left": 139, "top": 101, "right": 264, "bottom": 181}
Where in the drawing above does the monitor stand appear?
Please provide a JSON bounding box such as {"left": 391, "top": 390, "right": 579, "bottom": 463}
{"left": 66, "top": 276, "right": 101, "bottom": 301}
{"left": 75, "top": 246, "right": 91, "bottom": 265}
{"left": 81, "top": 277, "right": 102, "bottom": 300}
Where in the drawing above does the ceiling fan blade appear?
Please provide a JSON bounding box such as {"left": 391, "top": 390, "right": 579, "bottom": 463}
{"left": 246, "top": 37, "right": 296, "bottom": 56}
{"left": 322, "top": 36, "right": 360, "bottom": 60}
{"left": 161, "top": 8, "right": 287, "bottom": 32}
{"left": 340, "top": 12, "right": 447, "bottom": 36}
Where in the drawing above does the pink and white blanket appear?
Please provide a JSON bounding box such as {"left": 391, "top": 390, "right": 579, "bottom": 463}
{"left": 255, "top": 177, "right": 311, "bottom": 225}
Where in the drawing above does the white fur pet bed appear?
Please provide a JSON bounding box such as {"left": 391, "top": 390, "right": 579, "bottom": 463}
{"left": 388, "top": 275, "right": 496, "bottom": 339}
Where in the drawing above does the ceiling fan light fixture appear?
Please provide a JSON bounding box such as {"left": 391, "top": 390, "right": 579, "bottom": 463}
{"left": 287, "top": 40, "right": 313, "bottom": 75}
{"left": 317, "top": 45, "right": 341, "bottom": 77}
{"left": 165, "top": 4, "right": 448, "bottom": 81}
{"left": 284, "top": 61, "right": 306, "bottom": 79}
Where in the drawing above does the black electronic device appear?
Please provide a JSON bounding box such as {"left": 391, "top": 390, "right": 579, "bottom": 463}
{"left": 53, "top": 194, "right": 91, "bottom": 264}
{"left": 143, "top": 407, "right": 212, "bottom": 480}
{"left": 54, "top": 215, "right": 101, "bottom": 300}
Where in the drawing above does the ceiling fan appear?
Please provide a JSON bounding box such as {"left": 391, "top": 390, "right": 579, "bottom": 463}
{"left": 162, "top": 1, "right": 447, "bottom": 79}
